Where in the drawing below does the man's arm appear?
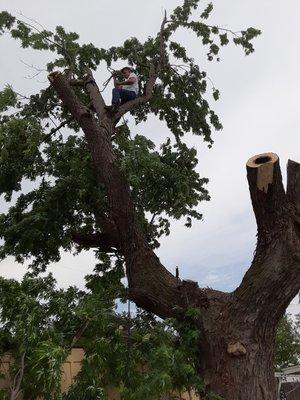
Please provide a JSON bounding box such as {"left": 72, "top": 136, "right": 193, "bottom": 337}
{"left": 115, "top": 74, "right": 137, "bottom": 87}
{"left": 117, "top": 78, "right": 136, "bottom": 86}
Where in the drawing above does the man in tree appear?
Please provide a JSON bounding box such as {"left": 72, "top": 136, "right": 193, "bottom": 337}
{"left": 2, "top": 1, "right": 299, "bottom": 399}
{"left": 106, "top": 66, "right": 139, "bottom": 112}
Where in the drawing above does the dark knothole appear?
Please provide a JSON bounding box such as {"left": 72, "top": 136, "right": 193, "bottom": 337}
{"left": 254, "top": 156, "right": 272, "bottom": 165}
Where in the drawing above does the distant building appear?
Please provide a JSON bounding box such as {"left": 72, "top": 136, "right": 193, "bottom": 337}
{"left": 276, "top": 365, "right": 300, "bottom": 400}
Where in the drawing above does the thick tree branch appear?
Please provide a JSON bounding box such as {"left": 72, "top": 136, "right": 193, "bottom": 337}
{"left": 72, "top": 232, "right": 119, "bottom": 252}
{"left": 48, "top": 71, "right": 192, "bottom": 318}
{"left": 246, "top": 152, "right": 289, "bottom": 236}
{"left": 83, "top": 69, "right": 107, "bottom": 121}
{"left": 69, "top": 78, "right": 84, "bottom": 87}
{"left": 233, "top": 153, "right": 300, "bottom": 325}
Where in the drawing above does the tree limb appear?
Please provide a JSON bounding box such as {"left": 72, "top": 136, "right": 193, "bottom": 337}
{"left": 48, "top": 70, "right": 300, "bottom": 332}
{"left": 48, "top": 71, "right": 188, "bottom": 318}
{"left": 70, "top": 320, "right": 90, "bottom": 348}
{"left": 43, "top": 117, "right": 73, "bottom": 141}
{"left": 72, "top": 231, "right": 119, "bottom": 252}
{"left": 247, "top": 153, "right": 288, "bottom": 233}
{"left": 113, "top": 11, "right": 168, "bottom": 122}
{"left": 69, "top": 78, "right": 84, "bottom": 87}
{"left": 233, "top": 153, "right": 300, "bottom": 325}
{"left": 83, "top": 69, "right": 107, "bottom": 121}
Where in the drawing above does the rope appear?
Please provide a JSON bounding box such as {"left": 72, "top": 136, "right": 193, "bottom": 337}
{"left": 99, "top": 66, "right": 116, "bottom": 93}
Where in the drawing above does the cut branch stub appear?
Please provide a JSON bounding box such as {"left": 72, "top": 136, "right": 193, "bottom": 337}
{"left": 234, "top": 153, "right": 300, "bottom": 323}
{"left": 246, "top": 152, "right": 288, "bottom": 236}
{"left": 247, "top": 152, "right": 278, "bottom": 193}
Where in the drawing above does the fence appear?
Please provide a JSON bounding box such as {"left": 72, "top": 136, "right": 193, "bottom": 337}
{"left": 0, "top": 349, "right": 198, "bottom": 399}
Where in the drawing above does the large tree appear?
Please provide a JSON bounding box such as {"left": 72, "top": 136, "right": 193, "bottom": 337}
{"left": 0, "top": 1, "right": 299, "bottom": 399}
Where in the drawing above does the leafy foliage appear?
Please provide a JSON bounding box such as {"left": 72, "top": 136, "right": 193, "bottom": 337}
{"left": 0, "top": 274, "right": 297, "bottom": 400}
{"left": 65, "top": 306, "right": 204, "bottom": 400}
{"left": 0, "top": 260, "right": 208, "bottom": 400}
{"left": 0, "top": 85, "right": 17, "bottom": 112}
{"left": 0, "top": 273, "right": 83, "bottom": 399}
{"left": 0, "top": 0, "right": 260, "bottom": 269}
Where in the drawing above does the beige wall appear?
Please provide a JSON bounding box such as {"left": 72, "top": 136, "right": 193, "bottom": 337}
{"left": 61, "top": 348, "right": 85, "bottom": 392}
{"left": 0, "top": 349, "right": 199, "bottom": 399}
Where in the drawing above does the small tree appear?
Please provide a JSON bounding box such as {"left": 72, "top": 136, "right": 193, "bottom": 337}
{"left": 1, "top": 1, "right": 299, "bottom": 399}
{"left": 275, "top": 314, "right": 300, "bottom": 371}
{"left": 0, "top": 273, "right": 80, "bottom": 399}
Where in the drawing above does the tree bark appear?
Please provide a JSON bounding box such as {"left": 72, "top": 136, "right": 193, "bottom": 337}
{"left": 48, "top": 71, "right": 300, "bottom": 400}
{"left": 198, "top": 310, "right": 277, "bottom": 399}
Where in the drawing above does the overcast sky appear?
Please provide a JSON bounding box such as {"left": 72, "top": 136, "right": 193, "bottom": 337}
{"left": 0, "top": 0, "right": 299, "bottom": 313}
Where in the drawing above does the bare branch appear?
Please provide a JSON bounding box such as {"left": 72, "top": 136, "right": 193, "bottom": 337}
{"left": 70, "top": 320, "right": 90, "bottom": 348}
{"left": 16, "top": 13, "right": 74, "bottom": 68}
{"left": 206, "top": 24, "right": 241, "bottom": 37}
{"left": 17, "top": 12, "right": 48, "bottom": 33}
{"left": 114, "top": 11, "right": 168, "bottom": 122}
{"left": 170, "top": 18, "right": 241, "bottom": 37}
{"left": 16, "top": 13, "right": 64, "bottom": 51}
{"left": 43, "top": 117, "right": 73, "bottom": 141}
{"left": 158, "top": 10, "right": 168, "bottom": 72}
{"left": 20, "top": 59, "right": 48, "bottom": 80}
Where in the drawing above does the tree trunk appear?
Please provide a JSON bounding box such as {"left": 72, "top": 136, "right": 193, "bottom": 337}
{"left": 196, "top": 297, "right": 277, "bottom": 400}
{"left": 198, "top": 334, "right": 276, "bottom": 399}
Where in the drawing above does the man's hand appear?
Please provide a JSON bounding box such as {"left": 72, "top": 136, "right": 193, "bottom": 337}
{"left": 113, "top": 75, "right": 122, "bottom": 89}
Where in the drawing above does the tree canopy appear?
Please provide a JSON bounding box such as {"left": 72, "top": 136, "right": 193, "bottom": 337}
{"left": 0, "top": 1, "right": 260, "bottom": 271}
